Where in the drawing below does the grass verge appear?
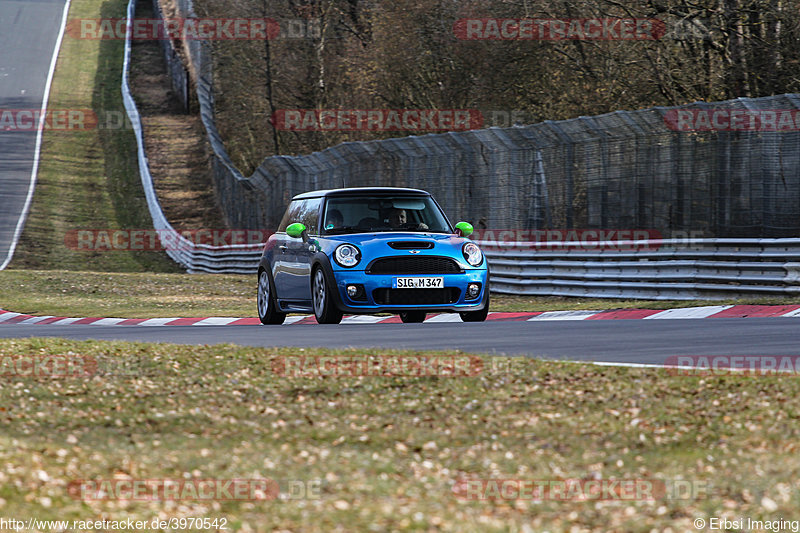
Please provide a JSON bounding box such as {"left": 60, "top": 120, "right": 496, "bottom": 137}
{"left": 0, "top": 270, "right": 254, "bottom": 318}
{"left": 1, "top": 270, "right": 800, "bottom": 318}
{"left": 0, "top": 338, "right": 796, "bottom": 530}
{"left": 11, "top": 0, "right": 179, "bottom": 272}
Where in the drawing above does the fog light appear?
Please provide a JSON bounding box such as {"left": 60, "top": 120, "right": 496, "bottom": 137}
{"left": 346, "top": 284, "right": 367, "bottom": 301}
{"left": 467, "top": 283, "right": 481, "bottom": 300}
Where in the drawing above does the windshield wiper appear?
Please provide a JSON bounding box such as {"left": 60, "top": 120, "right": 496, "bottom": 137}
{"left": 372, "top": 227, "right": 449, "bottom": 233}
{"left": 325, "top": 226, "right": 451, "bottom": 234}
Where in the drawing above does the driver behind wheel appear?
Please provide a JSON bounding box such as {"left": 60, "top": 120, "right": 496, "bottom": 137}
{"left": 387, "top": 208, "right": 428, "bottom": 230}
{"left": 325, "top": 209, "right": 344, "bottom": 230}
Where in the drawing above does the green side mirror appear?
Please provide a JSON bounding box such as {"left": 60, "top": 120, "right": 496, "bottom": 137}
{"left": 286, "top": 223, "right": 306, "bottom": 239}
{"left": 455, "top": 221, "right": 473, "bottom": 237}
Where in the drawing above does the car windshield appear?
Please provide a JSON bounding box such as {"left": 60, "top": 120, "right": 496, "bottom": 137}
{"left": 321, "top": 196, "right": 452, "bottom": 235}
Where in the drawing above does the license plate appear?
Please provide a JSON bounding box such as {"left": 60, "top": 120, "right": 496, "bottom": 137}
{"left": 393, "top": 277, "right": 444, "bottom": 289}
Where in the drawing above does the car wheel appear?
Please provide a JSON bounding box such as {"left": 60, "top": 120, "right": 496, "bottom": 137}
{"left": 460, "top": 290, "right": 489, "bottom": 322}
{"left": 258, "top": 269, "right": 286, "bottom": 325}
{"left": 399, "top": 311, "right": 426, "bottom": 323}
{"left": 312, "top": 267, "right": 343, "bottom": 324}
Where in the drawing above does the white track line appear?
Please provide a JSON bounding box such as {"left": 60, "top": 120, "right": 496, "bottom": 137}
{"left": 0, "top": 0, "right": 73, "bottom": 271}
{"left": 192, "top": 317, "right": 240, "bottom": 326}
{"left": 424, "top": 313, "right": 462, "bottom": 323}
{"left": 86, "top": 318, "right": 127, "bottom": 326}
{"left": 283, "top": 316, "right": 309, "bottom": 325}
{"left": 341, "top": 315, "right": 386, "bottom": 325}
{"left": 586, "top": 361, "right": 671, "bottom": 369}
{"left": 643, "top": 305, "right": 733, "bottom": 320}
{"left": 527, "top": 310, "right": 599, "bottom": 321}
{"left": 560, "top": 359, "right": 800, "bottom": 373}
{"left": 136, "top": 318, "right": 180, "bottom": 327}
{"left": 550, "top": 360, "right": 679, "bottom": 370}
{"left": 781, "top": 308, "right": 800, "bottom": 318}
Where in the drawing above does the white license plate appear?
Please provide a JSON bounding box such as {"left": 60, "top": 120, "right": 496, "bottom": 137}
{"left": 393, "top": 277, "right": 444, "bottom": 289}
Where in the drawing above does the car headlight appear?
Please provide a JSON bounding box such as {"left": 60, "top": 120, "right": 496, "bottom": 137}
{"left": 334, "top": 244, "right": 361, "bottom": 267}
{"left": 462, "top": 242, "right": 483, "bottom": 267}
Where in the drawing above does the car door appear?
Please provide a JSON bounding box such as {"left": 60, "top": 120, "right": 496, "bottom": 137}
{"left": 273, "top": 200, "right": 303, "bottom": 301}
{"left": 288, "top": 197, "right": 322, "bottom": 303}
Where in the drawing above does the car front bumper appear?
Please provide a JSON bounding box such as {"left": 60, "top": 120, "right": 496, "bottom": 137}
{"left": 328, "top": 268, "right": 489, "bottom": 314}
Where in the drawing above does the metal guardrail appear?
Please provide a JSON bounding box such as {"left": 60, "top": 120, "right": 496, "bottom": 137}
{"left": 122, "top": 0, "right": 261, "bottom": 274}
{"left": 482, "top": 238, "right": 800, "bottom": 299}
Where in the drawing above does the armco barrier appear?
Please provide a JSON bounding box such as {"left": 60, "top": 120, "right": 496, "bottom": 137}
{"left": 122, "top": 0, "right": 261, "bottom": 273}
{"left": 482, "top": 238, "right": 800, "bottom": 299}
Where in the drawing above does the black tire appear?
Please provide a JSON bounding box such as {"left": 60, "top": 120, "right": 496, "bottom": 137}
{"left": 399, "top": 311, "right": 427, "bottom": 323}
{"left": 460, "top": 290, "right": 490, "bottom": 322}
{"left": 312, "top": 267, "right": 343, "bottom": 324}
{"left": 257, "top": 269, "right": 286, "bottom": 325}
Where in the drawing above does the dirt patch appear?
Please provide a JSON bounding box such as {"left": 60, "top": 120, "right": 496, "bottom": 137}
{"left": 128, "top": 0, "right": 225, "bottom": 231}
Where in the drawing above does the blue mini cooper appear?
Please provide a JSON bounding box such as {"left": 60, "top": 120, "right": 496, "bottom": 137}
{"left": 257, "top": 187, "right": 489, "bottom": 324}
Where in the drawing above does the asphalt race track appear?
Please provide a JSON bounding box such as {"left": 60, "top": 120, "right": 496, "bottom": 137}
{"left": 0, "top": 0, "right": 68, "bottom": 268}
{"left": 0, "top": 318, "right": 797, "bottom": 365}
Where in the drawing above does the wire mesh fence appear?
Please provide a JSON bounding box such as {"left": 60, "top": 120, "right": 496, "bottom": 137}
{"left": 158, "top": 0, "right": 800, "bottom": 238}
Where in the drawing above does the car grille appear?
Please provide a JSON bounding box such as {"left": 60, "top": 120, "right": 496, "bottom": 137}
{"left": 373, "top": 288, "right": 461, "bottom": 305}
{"left": 367, "top": 256, "right": 461, "bottom": 274}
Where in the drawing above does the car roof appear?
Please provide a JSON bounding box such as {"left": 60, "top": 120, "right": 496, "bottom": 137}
{"left": 292, "top": 187, "right": 430, "bottom": 200}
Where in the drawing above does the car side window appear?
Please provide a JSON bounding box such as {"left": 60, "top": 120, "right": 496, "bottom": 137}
{"left": 296, "top": 198, "right": 322, "bottom": 234}
{"left": 278, "top": 200, "right": 304, "bottom": 232}
{"left": 278, "top": 198, "right": 322, "bottom": 234}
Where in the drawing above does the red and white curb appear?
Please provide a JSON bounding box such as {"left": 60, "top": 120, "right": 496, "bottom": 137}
{"left": 1, "top": 304, "right": 799, "bottom": 327}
